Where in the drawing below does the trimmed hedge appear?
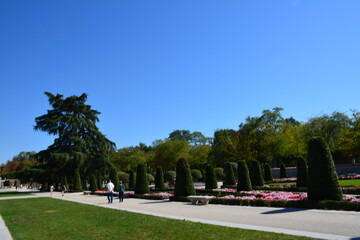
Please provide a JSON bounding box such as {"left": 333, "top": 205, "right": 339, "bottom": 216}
{"left": 264, "top": 163, "right": 273, "bottom": 182}
{"left": 307, "top": 137, "right": 343, "bottom": 201}
{"left": 155, "top": 167, "right": 166, "bottom": 190}
{"left": 296, "top": 157, "right": 308, "bottom": 188}
{"left": 249, "top": 160, "right": 264, "bottom": 187}
{"left": 280, "top": 163, "right": 288, "bottom": 179}
{"left": 89, "top": 174, "right": 98, "bottom": 192}
{"left": 191, "top": 169, "right": 203, "bottom": 182}
{"left": 109, "top": 167, "right": 119, "bottom": 192}
{"left": 224, "top": 162, "right": 236, "bottom": 186}
{"left": 237, "top": 161, "right": 252, "bottom": 191}
{"left": 205, "top": 164, "right": 218, "bottom": 190}
{"left": 128, "top": 170, "right": 136, "bottom": 189}
{"left": 135, "top": 164, "right": 149, "bottom": 194}
{"left": 174, "top": 158, "right": 196, "bottom": 197}
{"left": 74, "top": 171, "right": 82, "bottom": 191}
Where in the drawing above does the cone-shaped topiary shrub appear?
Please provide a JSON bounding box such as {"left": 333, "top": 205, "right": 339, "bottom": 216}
{"left": 155, "top": 167, "right": 165, "bottom": 190}
{"left": 296, "top": 157, "right": 308, "bottom": 188}
{"left": 135, "top": 164, "right": 149, "bottom": 194}
{"left": 191, "top": 169, "right": 202, "bottom": 182}
{"left": 224, "top": 162, "right": 236, "bottom": 186}
{"left": 280, "top": 163, "right": 288, "bottom": 179}
{"left": 174, "top": 158, "right": 196, "bottom": 197}
{"left": 205, "top": 164, "right": 218, "bottom": 190}
{"left": 89, "top": 174, "right": 98, "bottom": 192}
{"left": 264, "top": 163, "right": 273, "bottom": 182}
{"left": 237, "top": 161, "right": 252, "bottom": 191}
{"left": 128, "top": 169, "right": 136, "bottom": 189}
{"left": 74, "top": 171, "right": 83, "bottom": 191}
{"left": 97, "top": 177, "right": 103, "bottom": 190}
{"left": 109, "top": 167, "right": 119, "bottom": 192}
{"left": 249, "top": 160, "right": 264, "bottom": 187}
{"left": 215, "top": 167, "right": 224, "bottom": 181}
{"left": 307, "top": 137, "right": 343, "bottom": 201}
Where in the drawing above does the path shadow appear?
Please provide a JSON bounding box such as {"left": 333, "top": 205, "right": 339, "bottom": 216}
{"left": 350, "top": 237, "right": 360, "bottom": 240}
{"left": 261, "top": 208, "right": 308, "bottom": 215}
{"left": 140, "top": 200, "right": 169, "bottom": 204}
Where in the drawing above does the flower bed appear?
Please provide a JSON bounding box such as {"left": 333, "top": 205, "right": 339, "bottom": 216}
{"left": 339, "top": 173, "right": 360, "bottom": 180}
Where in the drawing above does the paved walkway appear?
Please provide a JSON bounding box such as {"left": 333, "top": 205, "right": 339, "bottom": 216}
{"left": 1, "top": 190, "right": 360, "bottom": 240}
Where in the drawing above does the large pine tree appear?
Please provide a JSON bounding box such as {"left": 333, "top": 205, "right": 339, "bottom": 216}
{"left": 34, "top": 92, "right": 116, "bottom": 183}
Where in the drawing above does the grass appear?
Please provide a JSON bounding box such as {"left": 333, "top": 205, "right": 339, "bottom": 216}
{"left": 0, "top": 191, "right": 33, "bottom": 198}
{"left": 0, "top": 198, "right": 317, "bottom": 240}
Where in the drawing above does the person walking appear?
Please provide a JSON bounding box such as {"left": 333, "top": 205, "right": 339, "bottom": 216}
{"left": 118, "top": 181, "right": 125, "bottom": 202}
{"left": 106, "top": 180, "right": 114, "bottom": 203}
{"left": 61, "top": 184, "right": 67, "bottom": 197}
{"left": 50, "top": 185, "right": 54, "bottom": 197}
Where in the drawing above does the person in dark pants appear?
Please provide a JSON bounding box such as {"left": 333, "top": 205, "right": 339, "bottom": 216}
{"left": 106, "top": 180, "right": 114, "bottom": 203}
{"left": 118, "top": 181, "right": 125, "bottom": 202}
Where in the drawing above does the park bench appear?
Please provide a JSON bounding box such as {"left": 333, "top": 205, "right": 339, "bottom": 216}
{"left": 83, "top": 191, "right": 91, "bottom": 195}
{"left": 187, "top": 195, "right": 214, "bottom": 205}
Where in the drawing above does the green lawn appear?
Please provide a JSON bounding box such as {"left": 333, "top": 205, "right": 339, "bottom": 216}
{"left": 0, "top": 191, "right": 33, "bottom": 198}
{"left": 0, "top": 198, "right": 317, "bottom": 240}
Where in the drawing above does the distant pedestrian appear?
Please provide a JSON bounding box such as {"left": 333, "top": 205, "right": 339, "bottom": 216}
{"left": 61, "top": 184, "right": 67, "bottom": 197}
{"left": 118, "top": 181, "right": 125, "bottom": 202}
{"left": 50, "top": 185, "right": 54, "bottom": 197}
{"left": 106, "top": 180, "right": 114, "bottom": 203}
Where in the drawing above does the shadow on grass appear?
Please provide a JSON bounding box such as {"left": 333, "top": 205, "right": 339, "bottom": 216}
{"left": 261, "top": 208, "right": 309, "bottom": 215}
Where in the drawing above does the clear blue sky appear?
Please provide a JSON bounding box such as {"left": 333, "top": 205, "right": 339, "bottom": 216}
{"left": 1, "top": 0, "right": 359, "bottom": 164}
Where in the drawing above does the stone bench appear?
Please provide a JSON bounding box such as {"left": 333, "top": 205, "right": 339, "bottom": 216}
{"left": 83, "top": 191, "right": 91, "bottom": 195}
{"left": 187, "top": 195, "right": 214, "bottom": 205}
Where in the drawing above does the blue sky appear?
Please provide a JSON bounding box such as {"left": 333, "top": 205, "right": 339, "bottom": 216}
{"left": 1, "top": 0, "right": 359, "bottom": 164}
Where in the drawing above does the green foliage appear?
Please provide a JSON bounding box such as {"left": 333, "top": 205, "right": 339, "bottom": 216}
{"left": 249, "top": 160, "right": 264, "bottom": 187}
{"left": 214, "top": 167, "right": 224, "bottom": 181}
{"left": 155, "top": 167, "right": 165, "bottom": 190}
{"left": 62, "top": 176, "right": 68, "bottom": 190}
{"left": 205, "top": 165, "right": 218, "bottom": 190}
{"left": 153, "top": 139, "right": 190, "bottom": 169}
{"left": 307, "top": 137, "right": 343, "bottom": 201}
{"left": 89, "top": 174, "right": 98, "bottom": 192}
{"left": 147, "top": 173, "right": 155, "bottom": 183}
{"left": 109, "top": 167, "right": 119, "bottom": 191}
{"left": 296, "top": 157, "right": 308, "bottom": 188}
{"left": 280, "top": 163, "right": 288, "bottom": 179}
{"left": 263, "top": 163, "right": 273, "bottom": 182}
{"left": 74, "top": 171, "right": 82, "bottom": 191}
{"left": 134, "top": 164, "right": 149, "bottom": 194}
{"left": 119, "top": 171, "right": 129, "bottom": 184}
{"left": 237, "top": 161, "right": 252, "bottom": 191}
{"left": 128, "top": 170, "right": 136, "bottom": 189}
{"left": 174, "top": 158, "right": 196, "bottom": 197}
{"left": 164, "top": 171, "right": 176, "bottom": 183}
{"left": 191, "top": 169, "right": 202, "bottom": 182}
{"left": 224, "top": 162, "right": 236, "bottom": 186}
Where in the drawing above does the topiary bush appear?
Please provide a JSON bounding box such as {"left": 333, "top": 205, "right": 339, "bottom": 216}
{"left": 109, "top": 167, "right": 119, "bottom": 192}
{"left": 147, "top": 173, "right": 155, "bottom": 184}
{"left": 135, "top": 164, "right": 149, "bottom": 194}
{"left": 119, "top": 171, "right": 129, "bottom": 185}
{"left": 307, "top": 137, "right": 343, "bottom": 201}
{"left": 296, "top": 157, "right": 308, "bottom": 188}
{"left": 215, "top": 167, "right": 224, "bottom": 181}
{"left": 205, "top": 164, "right": 218, "bottom": 190}
{"left": 224, "top": 162, "right": 236, "bottom": 186}
{"left": 128, "top": 170, "right": 136, "bottom": 189}
{"left": 174, "top": 158, "right": 196, "bottom": 197}
{"left": 74, "top": 171, "right": 83, "bottom": 191}
{"left": 237, "top": 160, "right": 252, "bottom": 191}
{"left": 249, "top": 160, "right": 264, "bottom": 187}
{"left": 155, "top": 167, "right": 166, "bottom": 190}
{"left": 191, "top": 169, "right": 203, "bottom": 182}
{"left": 89, "top": 174, "right": 98, "bottom": 192}
{"left": 264, "top": 163, "right": 273, "bottom": 182}
{"left": 280, "top": 163, "right": 288, "bottom": 179}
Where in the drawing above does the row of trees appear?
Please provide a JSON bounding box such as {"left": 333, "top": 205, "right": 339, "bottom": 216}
{"left": 1, "top": 93, "right": 359, "bottom": 191}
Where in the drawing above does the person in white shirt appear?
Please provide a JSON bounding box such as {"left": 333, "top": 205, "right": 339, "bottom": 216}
{"left": 106, "top": 180, "right": 115, "bottom": 203}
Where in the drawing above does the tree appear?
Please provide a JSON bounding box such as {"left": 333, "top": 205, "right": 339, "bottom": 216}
{"left": 174, "top": 158, "right": 195, "bottom": 197}
{"left": 296, "top": 157, "right": 308, "bottom": 188}
{"left": 224, "top": 162, "right": 236, "bottom": 186}
{"left": 153, "top": 139, "right": 190, "bottom": 169}
{"left": 249, "top": 160, "right": 264, "bottom": 187}
{"left": 280, "top": 163, "right": 288, "bottom": 179}
{"left": 205, "top": 165, "right": 218, "bottom": 190}
{"left": 263, "top": 163, "right": 273, "bottom": 182}
{"left": 237, "top": 161, "right": 252, "bottom": 191}
{"left": 134, "top": 164, "right": 149, "bottom": 194}
{"left": 128, "top": 169, "right": 136, "bottom": 189}
{"left": 155, "top": 167, "right": 165, "bottom": 190}
{"left": 191, "top": 169, "right": 202, "bottom": 182}
{"left": 307, "top": 137, "right": 342, "bottom": 201}
{"left": 34, "top": 92, "right": 116, "bottom": 183}
{"left": 109, "top": 167, "right": 119, "bottom": 192}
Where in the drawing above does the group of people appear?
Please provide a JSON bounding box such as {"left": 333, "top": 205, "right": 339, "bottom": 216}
{"left": 106, "top": 180, "right": 125, "bottom": 203}
{"left": 50, "top": 184, "right": 67, "bottom": 197}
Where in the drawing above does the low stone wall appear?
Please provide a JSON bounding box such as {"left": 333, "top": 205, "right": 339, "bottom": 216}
{"left": 272, "top": 164, "right": 360, "bottom": 178}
